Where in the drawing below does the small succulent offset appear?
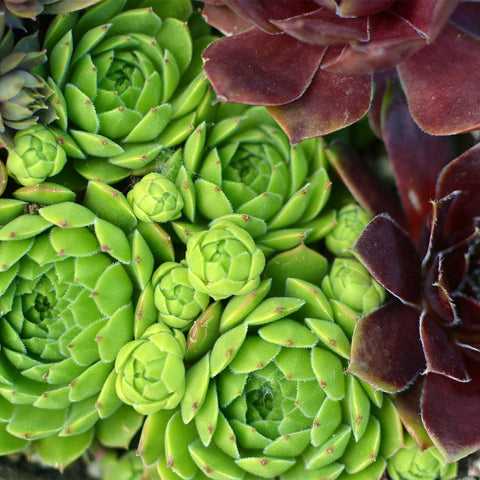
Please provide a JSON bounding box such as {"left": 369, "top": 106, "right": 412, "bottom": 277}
{"left": 329, "top": 89, "right": 480, "bottom": 462}
{"left": 138, "top": 245, "right": 403, "bottom": 480}
{"left": 200, "top": 0, "right": 480, "bottom": 142}
{"left": 170, "top": 105, "right": 334, "bottom": 254}
{"left": 41, "top": 0, "right": 214, "bottom": 183}
{"left": 0, "top": 180, "right": 173, "bottom": 469}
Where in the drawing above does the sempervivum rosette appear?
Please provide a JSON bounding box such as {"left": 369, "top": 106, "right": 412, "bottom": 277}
{"left": 41, "top": 0, "right": 214, "bottom": 183}
{"left": 170, "top": 105, "right": 333, "bottom": 254}
{"left": 138, "top": 244, "right": 403, "bottom": 480}
{"left": 0, "top": 179, "right": 175, "bottom": 469}
{"left": 387, "top": 434, "right": 457, "bottom": 480}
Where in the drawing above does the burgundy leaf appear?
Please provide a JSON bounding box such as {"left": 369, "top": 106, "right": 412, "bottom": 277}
{"left": 422, "top": 361, "right": 480, "bottom": 463}
{"left": 368, "top": 69, "right": 398, "bottom": 138}
{"left": 420, "top": 312, "right": 469, "bottom": 381}
{"left": 399, "top": 24, "right": 480, "bottom": 135}
{"left": 266, "top": 64, "right": 371, "bottom": 142}
{"left": 322, "top": 11, "right": 425, "bottom": 74}
{"left": 452, "top": 296, "right": 480, "bottom": 347}
{"left": 202, "top": 4, "right": 253, "bottom": 35}
{"left": 273, "top": 7, "right": 369, "bottom": 45}
{"left": 348, "top": 302, "right": 425, "bottom": 392}
{"left": 337, "top": 0, "right": 395, "bottom": 17}
{"left": 449, "top": 2, "right": 480, "bottom": 39}
{"left": 380, "top": 83, "right": 453, "bottom": 241}
{"left": 354, "top": 214, "right": 422, "bottom": 305}
{"left": 436, "top": 143, "right": 480, "bottom": 236}
{"left": 203, "top": 29, "right": 324, "bottom": 106}
{"left": 396, "top": 378, "right": 435, "bottom": 450}
{"left": 224, "top": 0, "right": 320, "bottom": 33}
{"left": 326, "top": 142, "right": 407, "bottom": 225}
{"left": 390, "top": 0, "right": 460, "bottom": 42}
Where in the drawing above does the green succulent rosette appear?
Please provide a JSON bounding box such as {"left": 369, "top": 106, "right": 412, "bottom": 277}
{"left": 6, "top": 125, "right": 67, "bottom": 186}
{"left": 115, "top": 323, "right": 186, "bottom": 415}
{"left": 138, "top": 245, "right": 402, "bottom": 480}
{"left": 325, "top": 203, "right": 371, "bottom": 258}
{"left": 170, "top": 105, "right": 335, "bottom": 254}
{"left": 128, "top": 172, "right": 184, "bottom": 223}
{"left": 42, "top": 0, "right": 215, "bottom": 183}
{"left": 185, "top": 221, "right": 265, "bottom": 300}
{"left": 0, "top": 179, "right": 175, "bottom": 469}
{"left": 387, "top": 434, "right": 458, "bottom": 480}
{"left": 153, "top": 261, "right": 210, "bottom": 330}
{"left": 0, "top": 18, "right": 55, "bottom": 150}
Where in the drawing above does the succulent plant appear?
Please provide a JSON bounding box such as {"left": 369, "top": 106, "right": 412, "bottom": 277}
{"left": 153, "top": 261, "right": 210, "bottom": 330}
{"left": 137, "top": 244, "right": 403, "bottom": 480}
{"left": 169, "top": 105, "right": 335, "bottom": 254}
{"left": 6, "top": 125, "right": 67, "bottom": 186}
{"left": 1, "top": 0, "right": 102, "bottom": 20}
{"left": 200, "top": 0, "right": 480, "bottom": 142}
{"left": 387, "top": 434, "right": 458, "bottom": 480}
{"left": 128, "top": 173, "right": 184, "bottom": 223}
{"left": 325, "top": 203, "right": 371, "bottom": 258}
{"left": 185, "top": 220, "right": 265, "bottom": 300}
{"left": 0, "top": 19, "right": 55, "bottom": 150}
{"left": 115, "top": 323, "right": 186, "bottom": 415}
{"left": 0, "top": 179, "right": 174, "bottom": 469}
{"left": 328, "top": 86, "right": 480, "bottom": 462}
{"left": 100, "top": 449, "right": 147, "bottom": 480}
{"left": 42, "top": 0, "right": 214, "bottom": 183}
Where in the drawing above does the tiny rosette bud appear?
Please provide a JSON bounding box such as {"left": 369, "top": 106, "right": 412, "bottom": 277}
{"left": 325, "top": 203, "right": 371, "bottom": 257}
{"left": 186, "top": 221, "right": 265, "bottom": 300}
{"left": 322, "top": 258, "right": 385, "bottom": 314}
{"left": 128, "top": 173, "right": 184, "bottom": 223}
{"left": 387, "top": 435, "right": 458, "bottom": 480}
{"left": 115, "top": 323, "right": 186, "bottom": 415}
{"left": 153, "top": 261, "right": 210, "bottom": 330}
{"left": 7, "top": 125, "right": 67, "bottom": 186}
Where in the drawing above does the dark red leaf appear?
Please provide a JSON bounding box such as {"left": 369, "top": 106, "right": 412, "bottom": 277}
{"left": 396, "top": 378, "right": 435, "bottom": 450}
{"left": 380, "top": 83, "right": 453, "bottom": 241}
{"left": 266, "top": 64, "right": 371, "bottom": 142}
{"left": 420, "top": 312, "right": 469, "bottom": 381}
{"left": 224, "top": 0, "right": 320, "bottom": 33}
{"left": 422, "top": 358, "right": 480, "bottom": 463}
{"left": 390, "top": 0, "right": 460, "bottom": 42}
{"left": 436, "top": 143, "right": 480, "bottom": 236}
{"left": 354, "top": 214, "right": 422, "bottom": 304}
{"left": 398, "top": 24, "right": 480, "bottom": 135}
{"left": 273, "top": 7, "right": 369, "bottom": 45}
{"left": 326, "top": 143, "right": 407, "bottom": 224}
{"left": 348, "top": 302, "right": 425, "bottom": 392}
{"left": 450, "top": 2, "right": 480, "bottom": 39}
{"left": 202, "top": 4, "right": 253, "bottom": 35}
{"left": 321, "top": 11, "right": 425, "bottom": 74}
{"left": 452, "top": 295, "right": 480, "bottom": 348}
{"left": 203, "top": 29, "right": 324, "bottom": 106}
{"left": 337, "top": 0, "right": 395, "bottom": 17}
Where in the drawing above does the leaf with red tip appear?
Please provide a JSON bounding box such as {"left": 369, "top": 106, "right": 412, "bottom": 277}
{"left": 349, "top": 303, "right": 425, "bottom": 392}
{"left": 337, "top": 0, "right": 394, "bottom": 17}
{"left": 420, "top": 312, "right": 469, "bottom": 381}
{"left": 326, "top": 143, "right": 406, "bottom": 224}
{"left": 399, "top": 24, "right": 480, "bottom": 135}
{"left": 267, "top": 64, "right": 371, "bottom": 142}
{"left": 203, "top": 29, "right": 324, "bottom": 106}
{"left": 322, "top": 12, "right": 425, "bottom": 74}
{"left": 436, "top": 143, "right": 480, "bottom": 236}
{"left": 422, "top": 359, "right": 480, "bottom": 463}
{"left": 390, "top": 0, "right": 460, "bottom": 42}
{"left": 273, "top": 7, "right": 369, "bottom": 45}
{"left": 354, "top": 214, "right": 422, "bottom": 305}
{"left": 396, "top": 378, "right": 435, "bottom": 450}
{"left": 202, "top": 4, "right": 253, "bottom": 35}
{"left": 380, "top": 83, "right": 453, "bottom": 241}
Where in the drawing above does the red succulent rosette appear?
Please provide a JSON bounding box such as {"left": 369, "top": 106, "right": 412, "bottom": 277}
{"left": 200, "top": 0, "right": 480, "bottom": 142}
{"left": 329, "top": 86, "right": 480, "bottom": 463}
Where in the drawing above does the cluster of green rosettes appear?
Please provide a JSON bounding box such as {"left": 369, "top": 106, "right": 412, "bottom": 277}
{"left": 0, "top": 0, "right": 461, "bottom": 479}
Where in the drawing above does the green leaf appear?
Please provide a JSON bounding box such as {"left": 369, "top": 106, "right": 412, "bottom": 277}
{"left": 229, "top": 336, "right": 280, "bottom": 373}
{"left": 375, "top": 396, "right": 404, "bottom": 458}
{"left": 304, "top": 424, "right": 351, "bottom": 469}
{"left": 195, "top": 178, "right": 233, "bottom": 219}
{"left": 71, "top": 23, "right": 112, "bottom": 65}
{"left": 70, "top": 129, "right": 123, "bottom": 157}
{"left": 13, "top": 182, "right": 76, "bottom": 205}
{"left": 183, "top": 121, "right": 207, "bottom": 172}
{"left": 69, "top": 360, "right": 112, "bottom": 402}
{"left": 94, "top": 217, "right": 131, "bottom": 263}
{"left": 0, "top": 215, "right": 51, "bottom": 240}
{"left": 244, "top": 297, "right": 304, "bottom": 326}
{"left": 267, "top": 184, "right": 312, "bottom": 229}
{"left": 49, "top": 30, "right": 73, "bottom": 88}
{"left": 311, "top": 347, "right": 345, "bottom": 400}
{"left": 108, "top": 142, "right": 163, "bottom": 169}
{"left": 234, "top": 456, "right": 295, "bottom": 478}
{"left": 39, "top": 202, "right": 95, "bottom": 228}
{"left": 94, "top": 263, "right": 133, "bottom": 316}
{"left": 96, "top": 403, "right": 143, "bottom": 448}
{"left": 195, "top": 382, "right": 219, "bottom": 447}
{"left": 275, "top": 348, "right": 315, "bottom": 380}
{"left": 50, "top": 226, "right": 99, "bottom": 256}
{"left": 157, "top": 111, "right": 196, "bottom": 148}
{"left": 209, "top": 323, "right": 247, "bottom": 377}
{"left": 264, "top": 430, "right": 311, "bottom": 457}
{"left": 8, "top": 405, "right": 67, "bottom": 440}
{"left": 129, "top": 230, "right": 154, "bottom": 290}
{"left": 156, "top": 18, "right": 192, "bottom": 74}
{"left": 162, "top": 49, "right": 180, "bottom": 102}
{"left": 109, "top": 8, "right": 162, "bottom": 36}
{"left": 258, "top": 227, "right": 313, "bottom": 251}
{"left": 71, "top": 54, "right": 97, "bottom": 99}
{"left": 123, "top": 104, "right": 172, "bottom": 143}
{"left": 311, "top": 398, "right": 342, "bottom": 447}
{"left": 65, "top": 83, "right": 98, "bottom": 133}
{"left": 171, "top": 73, "right": 209, "bottom": 119}
{"left": 259, "top": 319, "right": 317, "bottom": 348}
{"left": 306, "top": 318, "right": 351, "bottom": 359}
{"left": 182, "top": 354, "right": 210, "bottom": 424}
{"left": 237, "top": 192, "right": 283, "bottom": 221}
{"left": 345, "top": 375, "right": 371, "bottom": 441}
